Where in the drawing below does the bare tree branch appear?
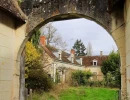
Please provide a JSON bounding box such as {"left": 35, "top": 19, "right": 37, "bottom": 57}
{"left": 40, "top": 23, "right": 68, "bottom": 51}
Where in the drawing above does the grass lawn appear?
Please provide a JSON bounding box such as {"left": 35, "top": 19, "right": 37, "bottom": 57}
{"left": 59, "top": 87, "right": 118, "bottom": 100}
{"left": 32, "top": 87, "right": 118, "bottom": 100}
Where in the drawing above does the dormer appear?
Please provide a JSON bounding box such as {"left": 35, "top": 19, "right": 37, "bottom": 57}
{"left": 93, "top": 59, "right": 97, "bottom": 66}
{"left": 58, "top": 50, "right": 62, "bottom": 60}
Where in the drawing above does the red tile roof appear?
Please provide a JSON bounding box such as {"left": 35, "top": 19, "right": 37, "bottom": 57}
{"left": 42, "top": 46, "right": 57, "bottom": 59}
{"left": 42, "top": 45, "right": 80, "bottom": 65}
{"left": 78, "top": 56, "right": 108, "bottom": 67}
{"left": 0, "top": 0, "right": 27, "bottom": 21}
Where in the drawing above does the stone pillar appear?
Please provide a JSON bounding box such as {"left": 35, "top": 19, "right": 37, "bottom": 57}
{"left": 53, "top": 63, "right": 56, "bottom": 82}
{"left": 62, "top": 70, "right": 66, "bottom": 83}
{"left": 111, "top": 9, "right": 126, "bottom": 99}
{"left": 125, "top": 0, "right": 130, "bottom": 98}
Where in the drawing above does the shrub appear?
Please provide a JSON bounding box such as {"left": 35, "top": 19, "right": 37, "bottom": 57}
{"left": 86, "top": 80, "right": 104, "bottom": 87}
{"left": 25, "top": 42, "right": 53, "bottom": 92}
{"left": 101, "top": 51, "right": 121, "bottom": 88}
{"left": 26, "top": 69, "right": 53, "bottom": 92}
{"left": 71, "top": 70, "right": 92, "bottom": 86}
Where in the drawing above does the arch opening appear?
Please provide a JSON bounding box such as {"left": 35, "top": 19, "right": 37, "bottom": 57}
{"left": 18, "top": 13, "right": 112, "bottom": 61}
{"left": 18, "top": 13, "right": 125, "bottom": 100}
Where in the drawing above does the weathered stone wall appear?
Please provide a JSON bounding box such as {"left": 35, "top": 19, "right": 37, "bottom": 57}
{"left": 0, "top": 9, "right": 15, "bottom": 100}
{"left": 125, "top": 0, "right": 130, "bottom": 97}
{"left": 19, "top": 0, "right": 127, "bottom": 98}
{"left": 0, "top": 0, "right": 129, "bottom": 100}
{"left": 21, "top": 0, "right": 111, "bottom": 34}
{"left": 0, "top": 9, "right": 26, "bottom": 100}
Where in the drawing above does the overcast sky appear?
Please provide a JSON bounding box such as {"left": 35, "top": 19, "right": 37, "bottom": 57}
{"left": 40, "top": 18, "right": 118, "bottom": 55}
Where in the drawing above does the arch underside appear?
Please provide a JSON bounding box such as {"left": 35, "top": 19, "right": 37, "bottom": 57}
{"left": 21, "top": 0, "right": 112, "bottom": 35}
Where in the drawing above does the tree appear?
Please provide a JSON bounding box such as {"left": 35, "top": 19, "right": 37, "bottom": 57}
{"left": 73, "top": 39, "right": 86, "bottom": 56}
{"left": 101, "top": 51, "right": 121, "bottom": 88}
{"left": 40, "top": 23, "right": 67, "bottom": 50}
{"left": 41, "top": 23, "right": 57, "bottom": 45}
{"left": 71, "top": 70, "right": 92, "bottom": 86}
{"left": 80, "top": 42, "right": 86, "bottom": 56}
{"left": 86, "top": 42, "right": 92, "bottom": 56}
{"left": 25, "top": 41, "right": 41, "bottom": 71}
{"left": 25, "top": 41, "right": 53, "bottom": 91}
{"left": 18, "top": 0, "right": 23, "bottom": 5}
{"left": 31, "top": 30, "right": 41, "bottom": 48}
{"left": 73, "top": 39, "right": 81, "bottom": 56}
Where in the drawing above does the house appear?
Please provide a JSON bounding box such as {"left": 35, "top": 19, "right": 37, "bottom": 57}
{"left": 40, "top": 36, "right": 108, "bottom": 83}
{"left": 39, "top": 36, "right": 85, "bottom": 83}
{"left": 79, "top": 52, "right": 108, "bottom": 80}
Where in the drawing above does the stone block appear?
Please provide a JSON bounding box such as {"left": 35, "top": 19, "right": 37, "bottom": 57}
{"left": 111, "top": 25, "right": 125, "bottom": 40}
{"left": 0, "top": 21, "right": 15, "bottom": 38}
{"left": 115, "top": 36, "right": 125, "bottom": 49}
{"left": 126, "top": 51, "right": 130, "bottom": 67}
{"left": 127, "top": 66, "right": 130, "bottom": 94}
{"left": 0, "top": 93, "right": 1, "bottom": 100}
{"left": 111, "top": 18, "right": 125, "bottom": 33}
{"left": 126, "top": 34, "right": 130, "bottom": 53}
{"left": 14, "top": 61, "right": 20, "bottom": 76}
{"left": 119, "top": 47, "right": 126, "bottom": 57}
{"left": 0, "top": 58, "right": 13, "bottom": 70}
{"left": 126, "top": 1, "right": 130, "bottom": 23}
{"left": 125, "top": 21, "right": 130, "bottom": 40}
{"left": 15, "top": 23, "right": 26, "bottom": 40}
{"left": 1, "top": 92, "right": 11, "bottom": 100}
{"left": 1, "top": 81, "right": 12, "bottom": 92}
{"left": 0, "top": 47, "right": 13, "bottom": 59}
{"left": 14, "top": 36, "right": 24, "bottom": 61}
{"left": 0, "top": 82, "right": 1, "bottom": 93}
{"left": 120, "top": 56, "right": 126, "bottom": 67}
{"left": 0, "top": 34, "right": 14, "bottom": 48}
{"left": 0, "top": 70, "right": 13, "bottom": 81}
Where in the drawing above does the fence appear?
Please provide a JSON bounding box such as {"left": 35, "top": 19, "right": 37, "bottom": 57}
{"left": 25, "top": 88, "right": 32, "bottom": 100}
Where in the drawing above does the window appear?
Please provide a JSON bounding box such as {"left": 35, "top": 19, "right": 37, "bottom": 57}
{"left": 94, "top": 62, "right": 96, "bottom": 66}
{"left": 93, "top": 59, "right": 97, "bottom": 66}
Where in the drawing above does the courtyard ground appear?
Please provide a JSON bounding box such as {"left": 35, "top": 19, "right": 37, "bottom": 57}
{"left": 32, "top": 86, "right": 119, "bottom": 100}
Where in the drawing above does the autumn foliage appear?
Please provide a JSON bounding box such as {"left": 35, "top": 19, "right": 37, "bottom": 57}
{"left": 25, "top": 41, "right": 53, "bottom": 91}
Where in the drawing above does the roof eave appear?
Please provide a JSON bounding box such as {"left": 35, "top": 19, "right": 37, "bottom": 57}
{"left": 0, "top": 0, "right": 27, "bottom": 22}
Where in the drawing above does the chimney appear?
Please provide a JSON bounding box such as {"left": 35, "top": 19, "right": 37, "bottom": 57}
{"left": 100, "top": 51, "right": 103, "bottom": 57}
{"left": 71, "top": 49, "right": 75, "bottom": 55}
{"left": 40, "top": 36, "right": 46, "bottom": 46}
{"left": 80, "top": 58, "right": 83, "bottom": 65}
{"left": 71, "top": 49, "right": 75, "bottom": 63}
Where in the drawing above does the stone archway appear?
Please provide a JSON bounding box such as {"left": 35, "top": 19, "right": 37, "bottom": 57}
{"left": 16, "top": 0, "right": 126, "bottom": 99}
